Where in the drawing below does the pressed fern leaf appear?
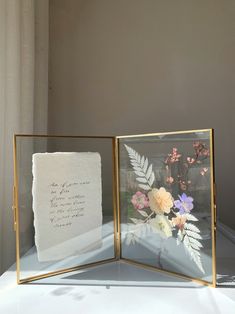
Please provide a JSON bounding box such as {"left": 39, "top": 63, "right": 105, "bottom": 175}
{"left": 185, "top": 213, "right": 198, "bottom": 222}
{"left": 124, "top": 145, "right": 155, "bottom": 191}
{"left": 184, "top": 223, "right": 200, "bottom": 233}
{"left": 182, "top": 215, "right": 205, "bottom": 274}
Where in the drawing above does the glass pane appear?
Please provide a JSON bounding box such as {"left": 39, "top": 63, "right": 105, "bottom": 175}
{"left": 119, "top": 130, "right": 215, "bottom": 284}
{"left": 15, "top": 136, "right": 116, "bottom": 282}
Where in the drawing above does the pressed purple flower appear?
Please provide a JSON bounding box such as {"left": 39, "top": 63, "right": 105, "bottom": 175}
{"left": 174, "top": 193, "right": 194, "bottom": 214}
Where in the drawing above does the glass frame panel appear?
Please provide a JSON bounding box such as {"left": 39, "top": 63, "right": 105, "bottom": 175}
{"left": 13, "top": 130, "right": 216, "bottom": 287}
{"left": 13, "top": 135, "right": 118, "bottom": 284}
{"left": 117, "top": 129, "right": 216, "bottom": 287}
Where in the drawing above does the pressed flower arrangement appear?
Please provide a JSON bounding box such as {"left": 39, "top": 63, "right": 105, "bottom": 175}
{"left": 123, "top": 141, "right": 211, "bottom": 274}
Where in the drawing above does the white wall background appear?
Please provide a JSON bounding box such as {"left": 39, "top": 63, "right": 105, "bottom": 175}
{"left": 48, "top": 0, "right": 235, "bottom": 229}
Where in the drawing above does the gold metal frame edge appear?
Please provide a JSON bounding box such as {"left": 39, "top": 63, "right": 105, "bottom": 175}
{"left": 116, "top": 128, "right": 212, "bottom": 139}
{"left": 18, "top": 257, "right": 118, "bottom": 284}
{"left": 113, "top": 137, "right": 121, "bottom": 258}
{"left": 112, "top": 138, "right": 119, "bottom": 258}
{"left": 210, "top": 129, "right": 217, "bottom": 288}
{"left": 120, "top": 258, "right": 214, "bottom": 287}
{"left": 14, "top": 134, "right": 114, "bottom": 139}
{"left": 13, "top": 135, "right": 21, "bottom": 284}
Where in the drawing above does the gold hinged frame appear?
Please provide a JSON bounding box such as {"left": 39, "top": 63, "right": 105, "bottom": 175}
{"left": 13, "top": 129, "right": 216, "bottom": 287}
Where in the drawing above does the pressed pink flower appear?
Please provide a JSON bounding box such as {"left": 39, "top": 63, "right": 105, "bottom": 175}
{"left": 202, "top": 149, "right": 210, "bottom": 157}
{"left": 172, "top": 215, "right": 187, "bottom": 231}
{"left": 187, "top": 157, "right": 195, "bottom": 164}
{"left": 200, "top": 168, "right": 208, "bottom": 176}
{"left": 165, "top": 148, "right": 181, "bottom": 164}
{"left": 193, "top": 141, "right": 201, "bottom": 149}
{"left": 131, "top": 191, "right": 149, "bottom": 210}
{"left": 193, "top": 142, "right": 210, "bottom": 157}
{"left": 166, "top": 176, "right": 174, "bottom": 184}
{"left": 179, "top": 180, "right": 187, "bottom": 191}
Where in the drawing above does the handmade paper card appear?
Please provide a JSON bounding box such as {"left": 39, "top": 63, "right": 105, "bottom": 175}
{"left": 32, "top": 152, "right": 103, "bottom": 262}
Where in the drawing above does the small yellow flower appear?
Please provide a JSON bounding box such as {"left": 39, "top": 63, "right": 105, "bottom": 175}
{"left": 148, "top": 187, "right": 174, "bottom": 214}
{"left": 150, "top": 215, "right": 172, "bottom": 239}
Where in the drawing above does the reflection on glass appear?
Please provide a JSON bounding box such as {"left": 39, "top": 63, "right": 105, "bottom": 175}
{"left": 119, "top": 130, "right": 214, "bottom": 283}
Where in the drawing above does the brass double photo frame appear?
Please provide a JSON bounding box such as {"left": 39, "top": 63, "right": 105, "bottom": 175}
{"left": 13, "top": 129, "right": 216, "bottom": 287}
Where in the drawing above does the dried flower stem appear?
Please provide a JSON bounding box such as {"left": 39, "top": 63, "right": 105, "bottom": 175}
{"left": 143, "top": 211, "right": 155, "bottom": 223}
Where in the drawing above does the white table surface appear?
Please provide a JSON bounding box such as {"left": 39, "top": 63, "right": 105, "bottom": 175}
{"left": 0, "top": 232, "right": 235, "bottom": 314}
